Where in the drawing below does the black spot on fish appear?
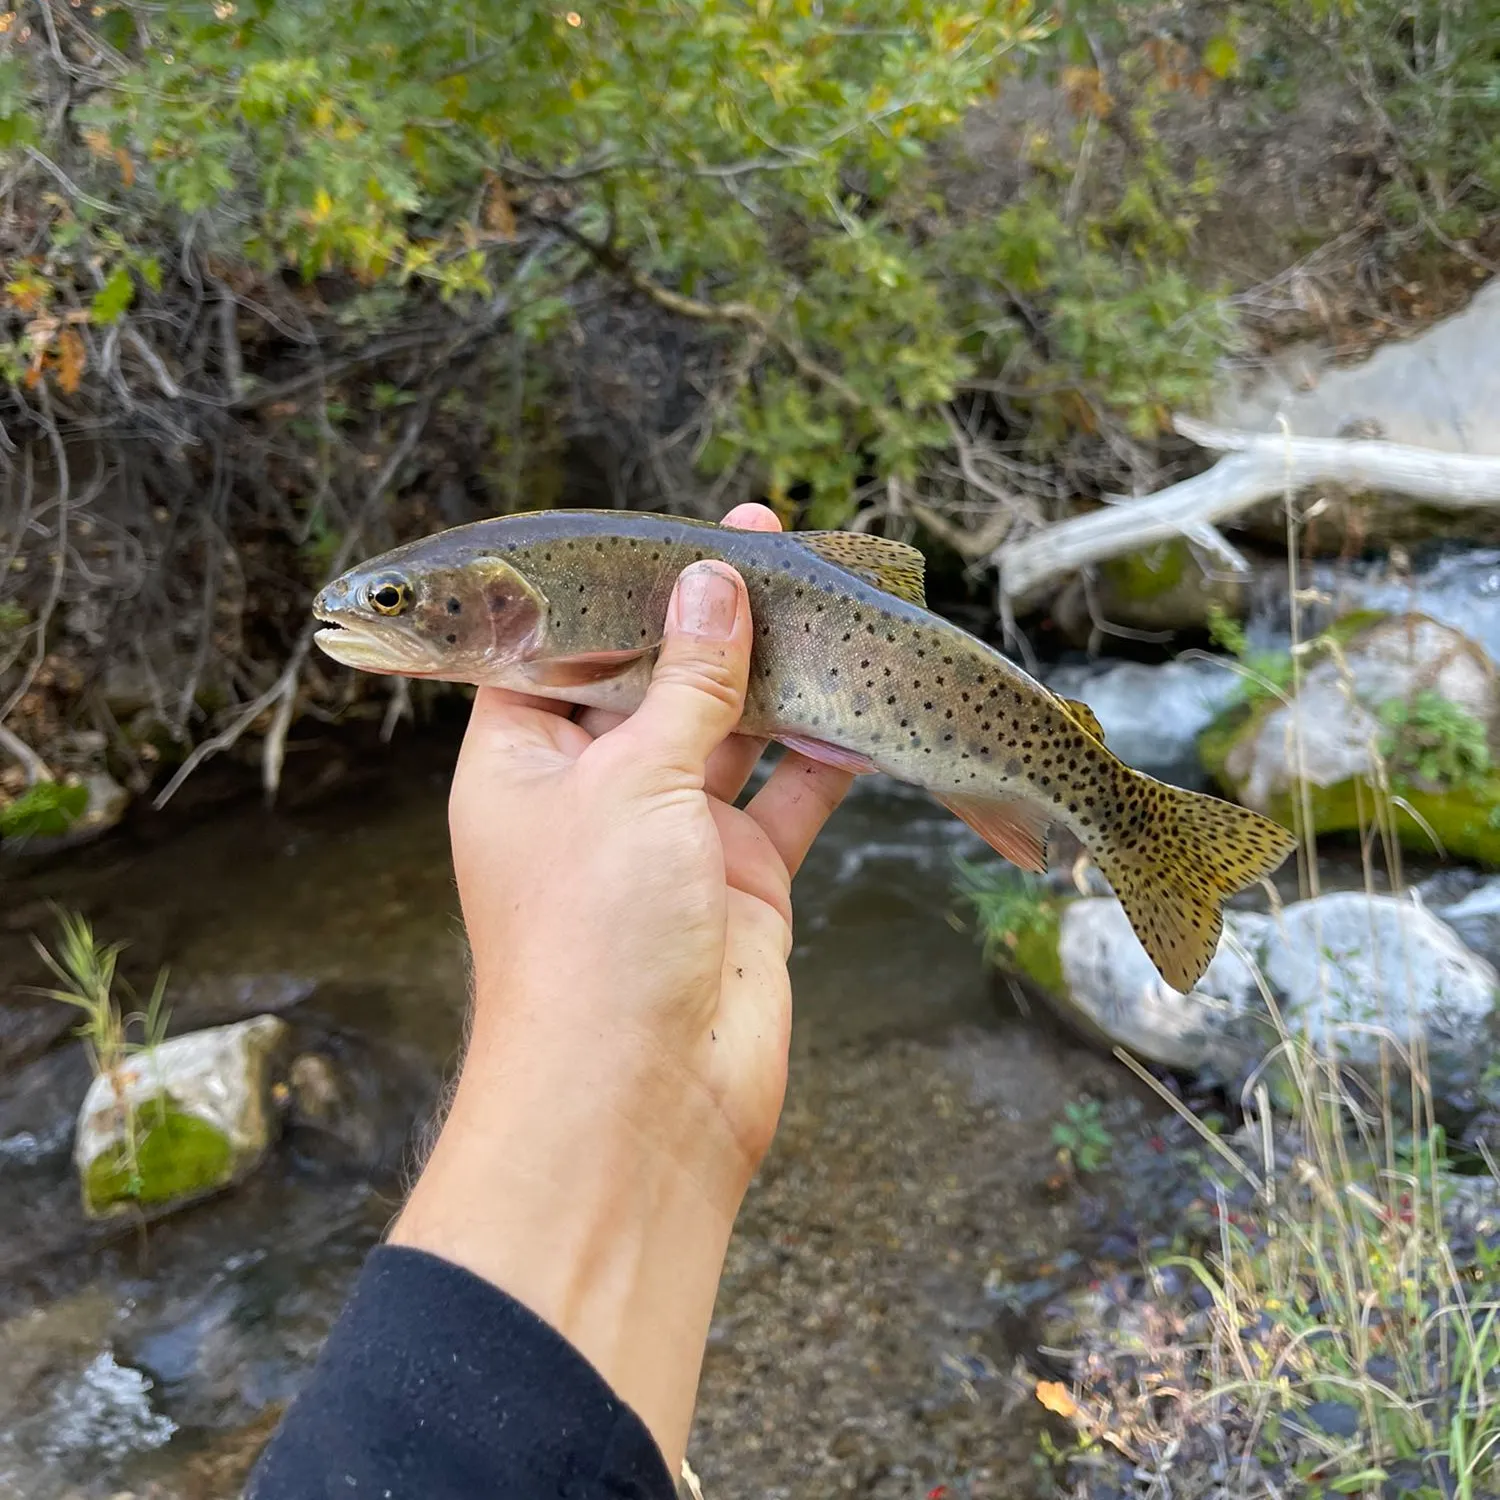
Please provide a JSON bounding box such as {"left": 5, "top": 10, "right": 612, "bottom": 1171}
{"left": 447, "top": 597, "right": 461, "bottom": 614}
{"left": 445, "top": 632, "right": 457, "bottom": 644}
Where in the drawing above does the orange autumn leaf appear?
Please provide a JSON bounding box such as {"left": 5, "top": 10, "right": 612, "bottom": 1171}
{"left": 481, "top": 172, "right": 516, "bottom": 239}
{"left": 55, "top": 327, "right": 87, "bottom": 395}
{"left": 115, "top": 149, "right": 136, "bottom": 187}
{"left": 1035, "top": 1381, "right": 1079, "bottom": 1419}
{"left": 1060, "top": 66, "right": 1112, "bottom": 118}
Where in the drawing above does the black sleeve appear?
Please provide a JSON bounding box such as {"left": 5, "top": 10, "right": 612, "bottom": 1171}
{"left": 247, "top": 1244, "right": 678, "bottom": 1500}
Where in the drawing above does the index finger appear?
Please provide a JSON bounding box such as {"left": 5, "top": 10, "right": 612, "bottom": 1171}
{"left": 744, "top": 751, "right": 854, "bottom": 878}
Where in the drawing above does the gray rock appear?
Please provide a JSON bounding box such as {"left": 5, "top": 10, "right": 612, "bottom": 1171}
{"left": 0, "top": 993, "right": 72, "bottom": 1074}
{"left": 1052, "top": 892, "right": 1497, "bottom": 1101}
{"left": 169, "top": 972, "right": 318, "bottom": 1033}
{"left": 1044, "top": 657, "right": 1244, "bottom": 783}
{"left": 1223, "top": 613, "right": 1494, "bottom": 813}
{"left": 1056, "top": 898, "right": 1272, "bottom": 1076}
{"left": 0, "top": 1044, "right": 90, "bottom": 1166}
{"left": 1216, "top": 279, "right": 1500, "bottom": 456}
{"left": 1262, "top": 892, "right": 1497, "bottom": 1069}
{"left": 1420, "top": 874, "right": 1500, "bottom": 970}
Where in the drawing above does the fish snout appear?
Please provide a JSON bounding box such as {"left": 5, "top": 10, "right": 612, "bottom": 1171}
{"left": 313, "top": 576, "right": 354, "bottom": 619}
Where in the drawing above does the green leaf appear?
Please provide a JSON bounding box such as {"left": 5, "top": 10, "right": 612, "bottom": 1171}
{"left": 90, "top": 266, "right": 136, "bottom": 326}
{"left": 1203, "top": 35, "right": 1240, "bottom": 80}
{"left": 1, "top": 781, "right": 89, "bottom": 841}
{"left": 1329, "top": 1472, "right": 1387, "bottom": 1493}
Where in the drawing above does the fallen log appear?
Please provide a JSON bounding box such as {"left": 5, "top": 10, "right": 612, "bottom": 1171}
{"left": 996, "top": 416, "right": 1500, "bottom": 604}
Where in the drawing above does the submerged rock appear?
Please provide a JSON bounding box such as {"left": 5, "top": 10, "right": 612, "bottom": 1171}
{"left": 1201, "top": 612, "right": 1500, "bottom": 865}
{"left": 1044, "top": 656, "right": 1243, "bottom": 784}
{"left": 73, "top": 1015, "right": 288, "bottom": 1220}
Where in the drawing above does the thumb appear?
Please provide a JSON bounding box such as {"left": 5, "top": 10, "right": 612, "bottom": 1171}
{"left": 613, "top": 560, "right": 752, "bottom": 786}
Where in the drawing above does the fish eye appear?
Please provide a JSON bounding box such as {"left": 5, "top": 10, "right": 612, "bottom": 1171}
{"left": 366, "top": 575, "right": 412, "bottom": 616}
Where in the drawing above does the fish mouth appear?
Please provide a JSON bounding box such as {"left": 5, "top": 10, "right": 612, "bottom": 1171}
{"left": 312, "top": 607, "right": 432, "bottom": 673}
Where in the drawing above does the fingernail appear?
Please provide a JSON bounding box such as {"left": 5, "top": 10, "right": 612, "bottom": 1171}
{"left": 674, "top": 562, "right": 738, "bottom": 639}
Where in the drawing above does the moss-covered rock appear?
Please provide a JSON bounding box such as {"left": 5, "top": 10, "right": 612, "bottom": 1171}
{"left": 73, "top": 1014, "right": 287, "bottom": 1220}
{"left": 1050, "top": 537, "right": 1249, "bottom": 641}
{"left": 1199, "top": 611, "right": 1500, "bottom": 866}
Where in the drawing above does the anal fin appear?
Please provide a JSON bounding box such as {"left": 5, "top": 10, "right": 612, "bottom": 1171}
{"left": 937, "top": 792, "right": 1051, "bottom": 874}
{"left": 776, "top": 733, "right": 878, "bottom": 776}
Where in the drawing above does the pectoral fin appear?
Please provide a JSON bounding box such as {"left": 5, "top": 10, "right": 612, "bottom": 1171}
{"left": 775, "top": 734, "right": 878, "bottom": 775}
{"left": 524, "top": 648, "right": 654, "bottom": 688}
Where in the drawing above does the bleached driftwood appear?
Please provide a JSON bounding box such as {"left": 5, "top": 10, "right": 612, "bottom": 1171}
{"left": 996, "top": 416, "right": 1500, "bottom": 603}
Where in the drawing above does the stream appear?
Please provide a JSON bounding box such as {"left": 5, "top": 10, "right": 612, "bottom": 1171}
{"left": 0, "top": 716, "right": 1188, "bottom": 1500}
{"left": 0, "top": 674, "right": 1456, "bottom": 1500}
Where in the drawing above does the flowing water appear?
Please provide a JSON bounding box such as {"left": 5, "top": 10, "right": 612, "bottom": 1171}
{"left": 0, "top": 720, "right": 1183, "bottom": 1500}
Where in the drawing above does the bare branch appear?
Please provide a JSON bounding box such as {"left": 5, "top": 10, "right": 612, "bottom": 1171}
{"left": 152, "top": 395, "right": 436, "bottom": 808}
{"left": 0, "top": 722, "right": 52, "bottom": 784}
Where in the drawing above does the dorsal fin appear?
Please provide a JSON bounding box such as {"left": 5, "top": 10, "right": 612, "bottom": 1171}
{"left": 791, "top": 531, "right": 927, "bottom": 607}
{"left": 1058, "top": 696, "right": 1106, "bottom": 745}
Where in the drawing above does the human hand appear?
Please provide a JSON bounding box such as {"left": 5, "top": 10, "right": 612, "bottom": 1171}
{"left": 389, "top": 503, "right": 853, "bottom": 1470}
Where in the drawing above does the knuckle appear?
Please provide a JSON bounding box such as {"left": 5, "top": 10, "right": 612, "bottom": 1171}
{"left": 653, "top": 651, "right": 746, "bottom": 712}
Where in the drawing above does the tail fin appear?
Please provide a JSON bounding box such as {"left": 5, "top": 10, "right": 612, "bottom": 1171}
{"left": 1090, "top": 772, "right": 1297, "bottom": 992}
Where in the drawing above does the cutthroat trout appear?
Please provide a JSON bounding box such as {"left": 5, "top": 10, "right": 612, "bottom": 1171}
{"left": 313, "top": 510, "right": 1295, "bottom": 990}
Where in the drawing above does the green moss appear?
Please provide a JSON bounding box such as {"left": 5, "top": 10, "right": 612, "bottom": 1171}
{"left": 1100, "top": 539, "right": 1189, "bottom": 602}
{"left": 1009, "top": 902, "right": 1066, "bottom": 995}
{"left": 83, "top": 1094, "right": 235, "bottom": 1215}
{"left": 1321, "top": 607, "right": 1390, "bottom": 646}
{"left": 953, "top": 861, "right": 1067, "bottom": 994}
{"left": 1264, "top": 774, "right": 1500, "bottom": 868}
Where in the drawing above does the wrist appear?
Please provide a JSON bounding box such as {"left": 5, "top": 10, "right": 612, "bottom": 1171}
{"left": 389, "top": 1001, "right": 746, "bottom": 1470}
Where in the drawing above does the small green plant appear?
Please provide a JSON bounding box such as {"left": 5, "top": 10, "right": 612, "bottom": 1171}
{"left": 29, "top": 909, "right": 171, "bottom": 1204}
{"left": 1051, "top": 1099, "right": 1112, "bottom": 1173}
{"left": 1206, "top": 603, "right": 1295, "bottom": 706}
{"left": 1378, "top": 691, "right": 1493, "bottom": 794}
{"left": 0, "top": 779, "right": 88, "bottom": 842}
{"left": 953, "top": 858, "right": 1064, "bottom": 993}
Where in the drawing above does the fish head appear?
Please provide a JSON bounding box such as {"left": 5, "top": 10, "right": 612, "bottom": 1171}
{"left": 313, "top": 537, "right": 547, "bottom": 682}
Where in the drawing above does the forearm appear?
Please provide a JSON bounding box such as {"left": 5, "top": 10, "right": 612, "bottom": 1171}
{"left": 389, "top": 1000, "right": 747, "bottom": 1473}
